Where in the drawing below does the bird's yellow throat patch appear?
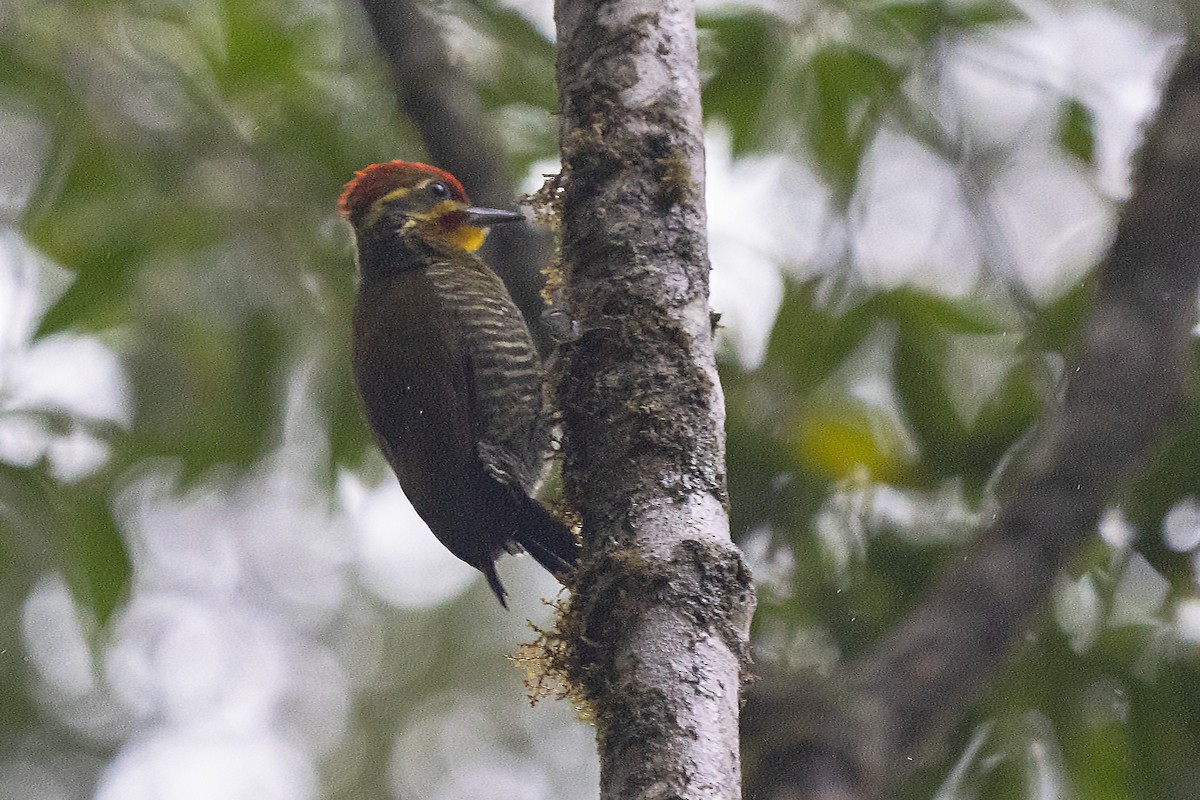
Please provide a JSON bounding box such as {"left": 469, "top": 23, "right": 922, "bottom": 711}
{"left": 450, "top": 224, "right": 487, "bottom": 252}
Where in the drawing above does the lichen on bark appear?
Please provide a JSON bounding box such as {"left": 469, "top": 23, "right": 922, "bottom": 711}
{"left": 549, "top": 0, "right": 756, "bottom": 797}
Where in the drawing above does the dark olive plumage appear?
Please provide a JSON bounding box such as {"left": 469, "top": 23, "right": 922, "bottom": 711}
{"left": 340, "top": 161, "right": 577, "bottom": 605}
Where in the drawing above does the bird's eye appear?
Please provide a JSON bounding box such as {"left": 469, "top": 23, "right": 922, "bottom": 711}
{"left": 427, "top": 181, "right": 451, "bottom": 200}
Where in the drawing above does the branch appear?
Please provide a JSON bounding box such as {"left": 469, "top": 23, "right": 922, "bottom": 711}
{"left": 552, "top": 1, "right": 755, "bottom": 798}
{"left": 356, "top": 0, "right": 555, "bottom": 352}
{"left": 746, "top": 43, "right": 1200, "bottom": 800}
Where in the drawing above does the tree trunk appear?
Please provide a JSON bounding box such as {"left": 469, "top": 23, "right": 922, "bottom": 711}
{"left": 552, "top": 0, "right": 755, "bottom": 798}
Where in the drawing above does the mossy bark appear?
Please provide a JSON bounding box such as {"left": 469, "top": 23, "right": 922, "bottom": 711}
{"left": 551, "top": 0, "right": 756, "bottom": 798}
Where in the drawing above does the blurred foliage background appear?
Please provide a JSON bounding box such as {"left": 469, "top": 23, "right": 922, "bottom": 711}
{"left": 1, "top": 0, "right": 1198, "bottom": 798}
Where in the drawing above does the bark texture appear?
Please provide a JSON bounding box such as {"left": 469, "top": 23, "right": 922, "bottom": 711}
{"left": 744, "top": 43, "right": 1200, "bottom": 800}
{"left": 552, "top": 1, "right": 755, "bottom": 798}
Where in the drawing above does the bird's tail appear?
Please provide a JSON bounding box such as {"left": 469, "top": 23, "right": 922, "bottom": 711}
{"left": 483, "top": 563, "right": 508, "bottom": 608}
{"left": 477, "top": 481, "right": 579, "bottom": 606}
{"left": 508, "top": 491, "right": 580, "bottom": 579}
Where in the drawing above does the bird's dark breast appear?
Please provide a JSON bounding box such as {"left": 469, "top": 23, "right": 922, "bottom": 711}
{"left": 352, "top": 270, "right": 490, "bottom": 565}
{"left": 350, "top": 261, "right": 549, "bottom": 569}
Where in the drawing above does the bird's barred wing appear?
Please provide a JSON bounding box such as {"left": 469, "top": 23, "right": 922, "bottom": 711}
{"left": 425, "top": 258, "right": 550, "bottom": 494}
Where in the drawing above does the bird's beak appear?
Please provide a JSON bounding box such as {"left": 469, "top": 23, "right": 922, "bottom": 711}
{"left": 464, "top": 207, "right": 525, "bottom": 226}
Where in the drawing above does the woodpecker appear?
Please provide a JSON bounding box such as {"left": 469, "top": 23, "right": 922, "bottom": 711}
{"left": 338, "top": 160, "right": 578, "bottom": 606}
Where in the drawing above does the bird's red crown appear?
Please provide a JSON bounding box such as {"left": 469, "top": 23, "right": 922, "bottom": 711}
{"left": 337, "top": 161, "right": 468, "bottom": 223}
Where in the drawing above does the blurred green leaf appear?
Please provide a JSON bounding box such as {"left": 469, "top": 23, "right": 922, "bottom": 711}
{"left": 0, "top": 39, "right": 73, "bottom": 110}
{"left": 1071, "top": 721, "right": 1136, "bottom": 800}
{"left": 26, "top": 135, "right": 151, "bottom": 334}
{"left": 60, "top": 479, "right": 131, "bottom": 625}
{"left": 0, "top": 463, "right": 129, "bottom": 624}
{"left": 128, "top": 309, "right": 288, "bottom": 478}
{"left": 806, "top": 47, "right": 903, "bottom": 198}
{"left": 1028, "top": 279, "right": 1092, "bottom": 352}
{"left": 873, "top": 286, "right": 1009, "bottom": 335}
{"left": 0, "top": 464, "right": 57, "bottom": 570}
{"left": 892, "top": 322, "right": 963, "bottom": 475}
{"left": 1121, "top": 377, "right": 1200, "bottom": 585}
{"left": 699, "top": 13, "right": 783, "bottom": 154}
{"left": 459, "top": 0, "right": 557, "bottom": 111}
{"left": 220, "top": 0, "right": 301, "bottom": 83}
{"left": 763, "top": 278, "right": 876, "bottom": 394}
{"left": 1128, "top": 661, "right": 1200, "bottom": 798}
{"left": 947, "top": 0, "right": 1025, "bottom": 27}
{"left": 892, "top": 311, "right": 1040, "bottom": 487}
{"left": 1060, "top": 98, "right": 1097, "bottom": 164}
{"left": 869, "top": 2, "right": 945, "bottom": 45}
{"left": 725, "top": 392, "right": 829, "bottom": 539}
